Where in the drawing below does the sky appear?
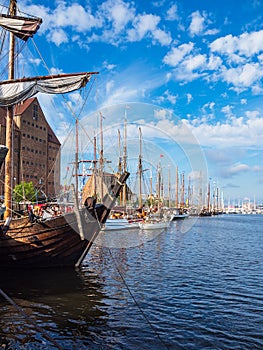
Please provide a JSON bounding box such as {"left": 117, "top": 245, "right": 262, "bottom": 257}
{"left": 1, "top": 0, "right": 263, "bottom": 205}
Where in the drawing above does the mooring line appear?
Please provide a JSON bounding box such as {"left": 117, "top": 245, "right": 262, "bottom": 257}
{"left": 0, "top": 288, "right": 64, "bottom": 350}
{"left": 108, "top": 248, "right": 170, "bottom": 350}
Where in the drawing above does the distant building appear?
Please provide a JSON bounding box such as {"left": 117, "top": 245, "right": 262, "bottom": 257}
{"left": 0, "top": 97, "right": 61, "bottom": 199}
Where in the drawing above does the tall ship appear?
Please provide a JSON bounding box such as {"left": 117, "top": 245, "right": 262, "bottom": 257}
{"left": 0, "top": 0, "right": 129, "bottom": 269}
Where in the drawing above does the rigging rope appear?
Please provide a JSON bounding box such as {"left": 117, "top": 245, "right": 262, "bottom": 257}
{"left": 108, "top": 247, "right": 170, "bottom": 350}
{"left": 0, "top": 288, "right": 64, "bottom": 350}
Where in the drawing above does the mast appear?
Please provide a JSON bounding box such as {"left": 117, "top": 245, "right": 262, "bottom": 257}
{"left": 157, "top": 162, "right": 161, "bottom": 211}
{"left": 149, "top": 167, "right": 153, "bottom": 207}
{"left": 122, "top": 110, "right": 127, "bottom": 207}
{"left": 180, "top": 171, "right": 185, "bottom": 208}
{"left": 168, "top": 165, "right": 170, "bottom": 208}
{"left": 198, "top": 171, "right": 203, "bottom": 211}
{"left": 138, "top": 127, "right": 143, "bottom": 208}
{"left": 175, "top": 165, "right": 179, "bottom": 208}
{"left": 187, "top": 175, "right": 191, "bottom": 208}
{"left": 75, "top": 118, "right": 79, "bottom": 207}
{"left": 93, "top": 136, "right": 97, "bottom": 195}
{"left": 118, "top": 130, "right": 122, "bottom": 174}
{"left": 0, "top": 2, "right": 98, "bottom": 219}
{"left": 117, "top": 129, "right": 123, "bottom": 204}
{"left": 4, "top": 0, "right": 16, "bottom": 219}
{"left": 207, "top": 179, "right": 211, "bottom": 212}
{"left": 99, "top": 112, "right": 104, "bottom": 200}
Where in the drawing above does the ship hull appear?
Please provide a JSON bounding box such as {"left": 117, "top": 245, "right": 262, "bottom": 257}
{"left": 0, "top": 171, "right": 130, "bottom": 269}
{"left": 0, "top": 209, "right": 101, "bottom": 268}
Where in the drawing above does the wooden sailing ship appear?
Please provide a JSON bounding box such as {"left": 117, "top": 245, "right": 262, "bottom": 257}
{"left": 0, "top": 0, "right": 129, "bottom": 268}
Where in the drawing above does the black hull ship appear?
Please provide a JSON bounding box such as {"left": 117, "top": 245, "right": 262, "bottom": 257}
{"left": 0, "top": 1, "right": 130, "bottom": 269}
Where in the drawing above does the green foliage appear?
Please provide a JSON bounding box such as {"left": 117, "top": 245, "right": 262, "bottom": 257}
{"left": 13, "top": 181, "right": 38, "bottom": 203}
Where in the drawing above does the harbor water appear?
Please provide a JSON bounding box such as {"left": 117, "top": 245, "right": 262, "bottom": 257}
{"left": 0, "top": 214, "right": 263, "bottom": 349}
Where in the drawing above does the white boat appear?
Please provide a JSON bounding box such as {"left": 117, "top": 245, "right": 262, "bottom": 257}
{"left": 102, "top": 218, "right": 139, "bottom": 231}
{"left": 171, "top": 209, "right": 189, "bottom": 220}
{"left": 139, "top": 220, "right": 170, "bottom": 230}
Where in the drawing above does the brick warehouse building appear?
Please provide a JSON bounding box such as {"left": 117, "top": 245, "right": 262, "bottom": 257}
{"left": 0, "top": 97, "right": 61, "bottom": 200}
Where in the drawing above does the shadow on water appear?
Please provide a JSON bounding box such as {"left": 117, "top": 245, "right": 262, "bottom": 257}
{"left": 0, "top": 268, "right": 109, "bottom": 349}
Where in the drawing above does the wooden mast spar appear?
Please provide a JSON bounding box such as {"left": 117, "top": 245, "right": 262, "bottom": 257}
{"left": 1, "top": 0, "right": 98, "bottom": 219}
{"left": 4, "top": 0, "right": 16, "bottom": 220}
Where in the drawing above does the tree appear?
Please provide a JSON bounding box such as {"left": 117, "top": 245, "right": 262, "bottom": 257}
{"left": 13, "top": 181, "right": 38, "bottom": 204}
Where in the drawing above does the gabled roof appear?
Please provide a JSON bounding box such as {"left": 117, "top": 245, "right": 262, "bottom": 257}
{"left": 15, "top": 97, "right": 36, "bottom": 114}
{"left": 17, "top": 97, "right": 60, "bottom": 146}
{"left": 0, "top": 97, "right": 36, "bottom": 121}
{"left": 47, "top": 124, "right": 60, "bottom": 145}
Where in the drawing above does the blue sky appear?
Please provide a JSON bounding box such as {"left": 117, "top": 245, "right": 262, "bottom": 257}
{"left": 5, "top": 0, "right": 263, "bottom": 204}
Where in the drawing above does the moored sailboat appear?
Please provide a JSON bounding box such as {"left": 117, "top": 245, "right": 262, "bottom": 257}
{"left": 0, "top": 0, "right": 129, "bottom": 269}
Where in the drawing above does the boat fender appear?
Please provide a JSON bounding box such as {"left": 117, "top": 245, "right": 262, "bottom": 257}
{"left": 2, "top": 216, "right": 11, "bottom": 234}
{"left": 84, "top": 196, "right": 98, "bottom": 218}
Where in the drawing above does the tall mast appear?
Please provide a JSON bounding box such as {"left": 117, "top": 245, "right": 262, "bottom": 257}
{"left": 138, "top": 127, "right": 143, "bottom": 208}
{"left": 93, "top": 136, "right": 97, "bottom": 195}
{"left": 175, "top": 165, "right": 179, "bottom": 208}
{"left": 207, "top": 179, "right": 211, "bottom": 211}
{"left": 122, "top": 110, "right": 127, "bottom": 207}
{"left": 187, "top": 175, "right": 191, "bottom": 208}
{"left": 180, "top": 172, "right": 185, "bottom": 208}
{"left": 4, "top": 0, "right": 16, "bottom": 219}
{"left": 75, "top": 118, "right": 79, "bottom": 207}
{"left": 118, "top": 130, "right": 122, "bottom": 174}
{"left": 199, "top": 171, "right": 203, "bottom": 211}
{"left": 168, "top": 165, "right": 170, "bottom": 208}
{"left": 99, "top": 112, "right": 104, "bottom": 200}
{"left": 149, "top": 167, "right": 153, "bottom": 207}
{"left": 157, "top": 162, "right": 161, "bottom": 211}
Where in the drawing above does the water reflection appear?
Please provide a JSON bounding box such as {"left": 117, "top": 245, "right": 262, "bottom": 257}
{"left": 0, "top": 268, "right": 108, "bottom": 349}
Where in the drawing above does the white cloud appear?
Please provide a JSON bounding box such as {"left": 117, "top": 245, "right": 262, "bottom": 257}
{"left": 163, "top": 42, "right": 194, "bottom": 67}
{"left": 48, "top": 29, "right": 69, "bottom": 46}
{"left": 154, "top": 109, "right": 170, "bottom": 120}
{"left": 207, "top": 54, "right": 222, "bottom": 70}
{"left": 189, "top": 11, "right": 206, "bottom": 36}
{"left": 128, "top": 14, "right": 171, "bottom": 45}
{"left": 210, "top": 30, "right": 263, "bottom": 58}
{"left": 201, "top": 102, "right": 215, "bottom": 116}
{"left": 228, "top": 163, "right": 250, "bottom": 175}
{"left": 221, "top": 63, "right": 263, "bottom": 89}
{"left": 221, "top": 105, "right": 234, "bottom": 118}
{"left": 245, "top": 110, "right": 260, "bottom": 119}
{"left": 166, "top": 4, "right": 178, "bottom": 21}
{"left": 183, "top": 54, "right": 206, "bottom": 71}
{"left": 185, "top": 112, "right": 263, "bottom": 149}
{"left": 54, "top": 3, "right": 101, "bottom": 32}
{"left": 29, "top": 58, "right": 42, "bottom": 66}
{"left": 152, "top": 28, "right": 172, "bottom": 46}
{"left": 187, "top": 93, "right": 193, "bottom": 104}
{"left": 106, "top": 80, "right": 115, "bottom": 95}
{"left": 166, "top": 53, "right": 207, "bottom": 83}
{"left": 100, "top": 0, "right": 135, "bottom": 33}
{"left": 128, "top": 14, "right": 160, "bottom": 40}
{"left": 103, "top": 61, "right": 117, "bottom": 70}
{"left": 163, "top": 90, "right": 178, "bottom": 104}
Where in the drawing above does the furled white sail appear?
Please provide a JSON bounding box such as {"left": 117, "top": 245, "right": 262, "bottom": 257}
{"left": 0, "top": 14, "right": 42, "bottom": 40}
{"left": 0, "top": 73, "right": 93, "bottom": 106}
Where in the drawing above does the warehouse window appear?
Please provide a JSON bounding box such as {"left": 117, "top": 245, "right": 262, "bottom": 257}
{"left": 33, "top": 104, "right": 38, "bottom": 120}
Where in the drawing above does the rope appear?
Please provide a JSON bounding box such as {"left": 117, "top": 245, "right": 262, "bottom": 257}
{"left": 0, "top": 288, "right": 64, "bottom": 350}
{"left": 107, "top": 248, "right": 170, "bottom": 350}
